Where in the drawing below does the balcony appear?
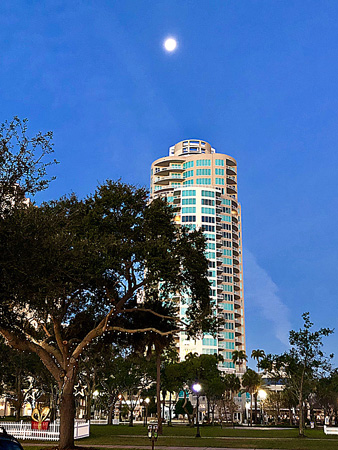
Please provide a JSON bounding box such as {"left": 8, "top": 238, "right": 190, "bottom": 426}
{"left": 234, "top": 282, "right": 241, "bottom": 291}
{"left": 234, "top": 299, "right": 241, "bottom": 309}
{"left": 226, "top": 158, "right": 236, "bottom": 167}
{"left": 227, "top": 185, "right": 237, "bottom": 194}
{"left": 154, "top": 175, "right": 183, "bottom": 185}
{"left": 227, "top": 176, "right": 237, "bottom": 185}
{"left": 226, "top": 166, "right": 237, "bottom": 176}
{"left": 233, "top": 272, "right": 240, "bottom": 281}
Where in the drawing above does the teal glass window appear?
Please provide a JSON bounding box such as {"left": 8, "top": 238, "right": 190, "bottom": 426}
{"left": 196, "top": 159, "right": 211, "bottom": 166}
{"left": 196, "top": 168, "right": 211, "bottom": 176}
{"left": 201, "top": 207, "right": 215, "bottom": 215}
{"left": 215, "top": 159, "right": 224, "bottom": 166}
{"left": 182, "top": 190, "right": 196, "bottom": 196}
{"left": 182, "top": 207, "right": 196, "bottom": 214}
{"left": 196, "top": 178, "right": 211, "bottom": 185}
{"left": 215, "top": 177, "right": 224, "bottom": 185}
{"left": 182, "top": 198, "right": 196, "bottom": 205}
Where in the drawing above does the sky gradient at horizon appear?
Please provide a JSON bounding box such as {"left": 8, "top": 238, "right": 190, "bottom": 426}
{"left": 1, "top": 1, "right": 337, "bottom": 366}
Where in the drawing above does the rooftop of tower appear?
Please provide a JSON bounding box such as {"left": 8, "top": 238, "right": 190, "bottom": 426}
{"left": 169, "top": 139, "right": 216, "bottom": 156}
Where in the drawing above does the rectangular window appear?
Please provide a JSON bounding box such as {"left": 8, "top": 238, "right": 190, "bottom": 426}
{"left": 182, "top": 190, "right": 196, "bottom": 196}
{"left": 182, "top": 198, "right": 196, "bottom": 205}
{"left": 171, "top": 182, "right": 181, "bottom": 187}
{"left": 202, "top": 338, "right": 217, "bottom": 346}
{"left": 183, "top": 161, "right": 194, "bottom": 169}
{"left": 215, "top": 159, "right": 224, "bottom": 166}
{"left": 205, "top": 252, "right": 215, "bottom": 259}
{"left": 183, "top": 170, "right": 194, "bottom": 178}
{"left": 223, "top": 224, "right": 232, "bottom": 230}
{"left": 223, "top": 267, "right": 233, "bottom": 274}
{"left": 201, "top": 207, "right": 215, "bottom": 215}
{"left": 183, "top": 179, "right": 194, "bottom": 186}
{"left": 221, "top": 332, "right": 234, "bottom": 339}
{"left": 202, "top": 216, "right": 215, "bottom": 223}
{"left": 196, "top": 178, "right": 211, "bottom": 185}
{"left": 224, "top": 341, "right": 235, "bottom": 349}
{"left": 223, "top": 294, "right": 233, "bottom": 301}
{"left": 223, "top": 258, "right": 232, "bottom": 266}
{"left": 181, "top": 216, "right": 196, "bottom": 222}
{"left": 223, "top": 249, "right": 232, "bottom": 256}
{"left": 223, "top": 285, "right": 233, "bottom": 292}
{"left": 196, "top": 159, "right": 211, "bottom": 166}
{"left": 201, "top": 190, "right": 215, "bottom": 198}
{"left": 215, "top": 168, "right": 224, "bottom": 175}
{"left": 202, "top": 225, "right": 215, "bottom": 232}
{"left": 204, "top": 233, "right": 215, "bottom": 240}
{"left": 224, "top": 276, "right": 233, "bottom": 282}
{"left": 224, "top": 322, "right": 234, "bottom": 330}
{"left": 201, "top": 198, "right": 214, "bottom": 206}
{"left": 182, "top": 207, "right": 196, "bottom": 214}
{"left": 207, "top": 242, "right": 216, "bottom": 250}
{"left": 224, "top": 313, "right": 234, "bottom": 320}
{"left": 208, "top": 270, "right": 216, "bottom": 277}
{"left": 196, "top": 168, "right": 211, "bottom": 176}
{"left": 215, "top": 177, "right": 224, "bottom": 185}
{"left": 221, "top": 215, "right": 231, "bottom": 222}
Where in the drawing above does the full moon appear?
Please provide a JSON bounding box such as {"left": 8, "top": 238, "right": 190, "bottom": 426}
{"left": 164, "top": 38, "right": 177, "bottom": 52}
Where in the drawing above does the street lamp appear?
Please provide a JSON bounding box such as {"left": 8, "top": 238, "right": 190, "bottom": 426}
{"left": 258, "top": 389, "right": 267, "bottom": 424}
{"left": 192, "top": 383, "right": 202, "bottom": 438}
{"left": 118, "top": 394, "right": 122, "bottom": 423}
{"left": 145, "top": 397, "right": 150, "bottom": 426}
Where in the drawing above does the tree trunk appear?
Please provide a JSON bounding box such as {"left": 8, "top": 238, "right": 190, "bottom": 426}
{"left": 254, "top": 392, "right": 258, "bottom": 424}
{"left": 250, "top": 392, "right": 253, "bottom": 426}
{"left": 108, "top": 403, "right": 113, "bottom": 425}
{"left": 169, "top": 392, "right": 172, "bottom": 425}
{"left": 59, "top": 379, "right": 76, "bottom": 450}
{"left": 156, "top": 352, "right": 162, "bottom": 434}
{"left": 86, "top": 393, "right": 92, "bottom": 421}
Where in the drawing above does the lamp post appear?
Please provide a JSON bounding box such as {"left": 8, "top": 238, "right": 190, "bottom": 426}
{"left": 258, "top": 389, "right": 267, "bottom": 425}
{"left": 118, "top": 394, "right": 122, "bottom": 423}
{"left": 192, "top": 383, "right": 202, "bottom": 438}
{"left": 145, "top": 397, "right": 150, "bottom": 426}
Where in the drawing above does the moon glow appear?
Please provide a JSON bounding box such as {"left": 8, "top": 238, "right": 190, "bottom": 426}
{"left": 164, "top": 38, "right": 177, "bottom": 52}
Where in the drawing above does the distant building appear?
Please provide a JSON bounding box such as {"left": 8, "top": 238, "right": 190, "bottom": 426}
{"left": 150, "top": 139, "right": 246, "bottom": 372}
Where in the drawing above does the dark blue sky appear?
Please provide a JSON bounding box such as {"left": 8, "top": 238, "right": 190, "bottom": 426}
{"left": 1, "top": 1, "right": 337, "bottom": 365}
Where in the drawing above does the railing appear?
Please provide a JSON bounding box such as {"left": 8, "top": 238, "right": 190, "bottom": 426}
{"left": 324, "top": 425, "right": 338, "bottom": 435}
{"left": 0, "top": 420, "right": 90, "bottom": 441}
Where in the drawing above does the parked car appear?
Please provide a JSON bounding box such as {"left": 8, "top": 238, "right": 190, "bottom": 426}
{"left": 0, "top": 428, "right": 24, "bottom": 450}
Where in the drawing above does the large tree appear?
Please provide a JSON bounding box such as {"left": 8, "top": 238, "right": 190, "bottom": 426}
{"left": 260, "top": 313, "right": 334, "bottom": 436}
{"left": 0, "top": 181, "right": 212, "bottom": 449}
{"left": 0, "top": 116, "right": 56, "bottom": 213}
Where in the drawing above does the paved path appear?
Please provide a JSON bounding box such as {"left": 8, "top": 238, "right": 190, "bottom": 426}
{"left": 21, "top": 444, "right": 293, "bottom": 450}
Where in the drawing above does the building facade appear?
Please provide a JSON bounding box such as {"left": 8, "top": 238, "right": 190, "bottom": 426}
{"left": 150, "top": 139, "right": 245, "bottom": 372}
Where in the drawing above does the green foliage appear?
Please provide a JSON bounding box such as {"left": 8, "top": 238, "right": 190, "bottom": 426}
{"left": 0, "top": 117, "right": 56, "bottom": 213}
{"left": 260, "top": 312, "right": 334, "bottom": 436}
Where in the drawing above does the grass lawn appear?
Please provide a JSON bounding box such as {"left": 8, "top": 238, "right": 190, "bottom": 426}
{"left": 22, "top": 424, "right": 338, "bottom": 450}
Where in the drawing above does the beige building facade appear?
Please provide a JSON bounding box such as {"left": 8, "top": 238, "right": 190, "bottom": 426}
{"left": 150, "top": 139, "right": 246, "bottom": 372}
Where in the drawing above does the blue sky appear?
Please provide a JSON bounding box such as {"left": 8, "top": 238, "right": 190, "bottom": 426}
{"left": 1, "top": 1, "right": 337, "bottom": 366}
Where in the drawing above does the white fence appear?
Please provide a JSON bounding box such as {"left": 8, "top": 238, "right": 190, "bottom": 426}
{"left": 0, "top": 420, "right": 90, "bottom": 441}
{"left": 324, "top": 425, "right": 338, "bottom": 435}
{"left": 90, "top": 419, "right": 108, "bottom": 425}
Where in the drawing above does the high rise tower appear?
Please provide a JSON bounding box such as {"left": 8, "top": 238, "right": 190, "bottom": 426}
{"left": 150, "top": 139, "right": 245, "bottom": 373}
